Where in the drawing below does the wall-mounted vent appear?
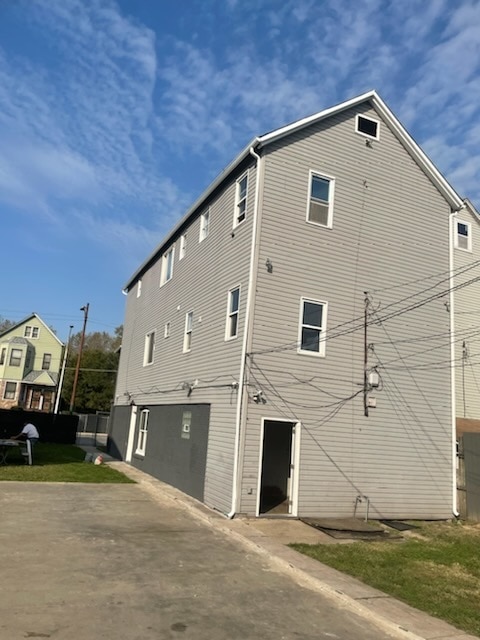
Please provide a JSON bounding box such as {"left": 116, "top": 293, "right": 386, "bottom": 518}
{"left": 356, "top": 114, "right": 380, "bottom": 140}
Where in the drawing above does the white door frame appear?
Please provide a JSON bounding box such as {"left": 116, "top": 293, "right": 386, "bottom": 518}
{"left": 255, "top": 417, "right": 301, "bottom": 517}
{"left": 125, "top": 405, "right": 138, "bottom": 463}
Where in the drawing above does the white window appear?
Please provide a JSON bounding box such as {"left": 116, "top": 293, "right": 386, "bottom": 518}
{"left": 183, "top": 311, "right": 193, "bottom": 352}
{"left": 225, "top": 287, "right": 240, "bottom": 340}
{"left": 307, "top": 171, "right": 335, "bottom": 228}
{"left": 355, "top": 114, "right": 380, "bottom": 140}
{"left": 179, "top": 234, "right": 187, "bottom": 260}
{"left": 234, "top": 173, "right": 248, "bottom": 227}
{"left": 136, "top": 409, "right": 149, "bottom": 455}
{"left": 160, "top": 247, "right": 175, "bottom": 285}
{"left": 24, "top": 326, "right": 39, "bottom": 339}
{"left": 42, "top": 353, "right": 52, "bottom": 370}
{"left": 143, "top": 331, "right": 155, "bottom": 366}
{"left": 137, "top": 279, "right": 142, "bottom": 298}
{"left": 455, "top": 220, "right": 472, "bottom": 252}
{"left": 9, "top": 349, "right": 22, "bottom": 367}
{"left": 199, "top": 210, "right": 210, "bottom": 242}
{"left": 298, "top": 298, "right": 327, "bottom": 356}
{"left": 3, "top": 381, "right": 17, "bottom": 400}
{"left": 164, "top": 322, "right": 170, "bottom": 338}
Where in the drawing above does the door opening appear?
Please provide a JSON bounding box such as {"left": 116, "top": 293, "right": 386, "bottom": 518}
{"left": 259, "top": 420, "right": 296, "bottom": 515}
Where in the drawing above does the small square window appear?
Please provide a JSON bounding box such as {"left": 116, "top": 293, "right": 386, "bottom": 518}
{"left": 298, "top": 298, "right": 327, "bottom": 356}
{"left": 4, "top": 381, "right": 17, "bottom": 400}
{"left": 455, "top": 220, "right": 472, "bottom": 252}
{"left": 24, "top": 326, "right": 39, "bottom": 339}
{"left": 355, "top": 114, "right": 380, "bottom": 140}
{"left": 307, "top": 172, "right": 335, "bottom": 228}
{"left": 200, "top": 210, "right": 210, "bottom": 242}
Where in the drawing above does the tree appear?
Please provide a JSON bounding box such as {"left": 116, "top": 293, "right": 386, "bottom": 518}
{"left": 60, "top": 326, "right": 122, "bottom": 413}
{"left": 0, "top": 316, "right": 16, "bottom": 334}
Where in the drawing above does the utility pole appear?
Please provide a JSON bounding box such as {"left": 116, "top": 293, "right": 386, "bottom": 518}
{"left": 69, "top": 304, "right": 89, "bottom": 413}
{"left": 54, "top": 324, "right": 74, "bottom": 414}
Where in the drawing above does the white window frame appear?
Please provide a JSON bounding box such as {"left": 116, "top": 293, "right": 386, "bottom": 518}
{"left": 454, "top": 220, "right": 472, "bottom": 252}
{"left": 137, "top": 279, "right": 142, "bottom": 298}
{"left": 164, "top": 321, "right": 171, "bottom": 338}
{"left": 143, "top": 330, "right": 155, "bottom": 366}
{"left": 9, "top": 348, "right": 22, "bottom": 367}
{"left": 160, "top": 246, "right": 175, "bottom": 286}
{"left": 24, "top": 326, "right": 40, "bottom": 339}
{"left": 355, "top": 114, "right": 380, "bottom": 140}
{"left": 42, "top": 353, "right": 52, "bottom": 370}
{"left": 3, "top": 381, "right": 17, "bottom": 400}
{"left": 298, "top": 298, "right": 328, "bottom": 357}
{"left": 183, "top": 311, "right": 193, "bottom": 353}
{"left": 234, "top": 172, "right": 248, "bottom": 228}
{"left": 135, "top": 409, "right": 149, "bottom": 456}
{"left": 306, "top": 170, "right": 335, "bottom": 229}
{"left": 199, "top": 210, "right": 210, "bottom": 242}
{"left": 179, "top": 234, "right": 187, "bottom": 260}
{"left": 225, "top": 286, "right": 240, "bottom": 340}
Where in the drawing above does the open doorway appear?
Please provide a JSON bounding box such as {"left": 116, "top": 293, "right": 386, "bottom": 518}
{"left": 258, "top": 419, "right": 298, "bottom": 515}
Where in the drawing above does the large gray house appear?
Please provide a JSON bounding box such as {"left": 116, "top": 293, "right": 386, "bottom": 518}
{"left": 110, "top": 90, "right": 465, "bottom": 520}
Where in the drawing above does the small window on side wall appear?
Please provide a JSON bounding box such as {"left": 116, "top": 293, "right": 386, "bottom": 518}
{"left": 234, "top": 173, "right": 248, "bottom": 227}
{"left": 183, "top": 311, "right": 193, "bottom": 352}
{"left": 160, "top": 247, "right": 174, "bottom": 286}
{"left": 298, "top": 298, "right": 327, "bottom": 356}
{"left": 355, "top": 114, "right": 380, "bottom": 140}
{"left": 225, "top": 287, "right": 240, "bottom": 340}
{"left": 136, "top": 409, "right": 149, "bottom": 455}
{"left": 307, "top": 172, "right": 334, "bottom": 228}
{"left": 143, "top": 331, "right": 155, "bottom": 366}
{"left": 200, "top": 210, "right": 210, "bottom": 242}
{"left": 455, "top": 220, "right": 472, "bottom": 252}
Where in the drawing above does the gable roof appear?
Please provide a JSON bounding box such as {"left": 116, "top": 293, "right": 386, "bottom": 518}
{"left": 0, "top": 313, "right": 64, "bottom": 346}
{"left": 125, "top": 90, "right": 464, "bottom": 291}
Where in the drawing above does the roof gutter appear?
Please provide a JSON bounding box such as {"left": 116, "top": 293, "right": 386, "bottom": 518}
{"left": 227, "top": 144, "right": 264, "bottom": 518}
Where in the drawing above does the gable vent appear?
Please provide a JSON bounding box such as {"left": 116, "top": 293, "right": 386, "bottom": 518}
{"left": 356, "top": 114, "right": 379, "bottom": 140}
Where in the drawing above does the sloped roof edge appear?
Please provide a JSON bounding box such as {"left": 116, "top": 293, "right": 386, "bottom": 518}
{"left": 124, "top": 90, "right": 464, "bottom": 291}
{"left": 0, "top": 312, "right": 64, "bottom": 346}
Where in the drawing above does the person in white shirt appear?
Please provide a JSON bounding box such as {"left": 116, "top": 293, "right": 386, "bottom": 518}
{"left": 11, "top": 421, "right": 40, "bottom": 446}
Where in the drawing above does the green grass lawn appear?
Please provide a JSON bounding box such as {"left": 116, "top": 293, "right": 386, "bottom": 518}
{"left": 0, "top": 442, "right": 134, "bottom": 483}
{"left": 291, "top": 521, "right": 480, "bottom": 636}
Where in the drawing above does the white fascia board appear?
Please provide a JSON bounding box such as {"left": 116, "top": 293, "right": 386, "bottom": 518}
{"left": 124, "top": 138, "right": 260, "bottom": 291}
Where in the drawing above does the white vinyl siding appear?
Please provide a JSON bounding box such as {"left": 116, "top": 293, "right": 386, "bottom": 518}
{"left": 234, "top": 173, "right": 248, "bottom": 227}
{"left": 183, "top": 311, "right": 193, "bottom": 352}
{"left": 143, "top": 331, "right": 155, "bottom": 366}
{"left": 225, "top": 287, "right": 240, "bottom": 340}
{"left": 135, "top": 409, "right": 149, "bottom": 455}
{"left": 298, "top": 299, "right": 327, "bottom": 356}
{"left": 160, "top": 247, "right": 175, "bottom": 285}
{"left": 455, "top": 220, "right": 472, "bottom": 252}
{"left": 307, "top": 171, "right": 334, "bottom": 228}
{"left": 199, "top": 210, "right": 210, "bottom": 242}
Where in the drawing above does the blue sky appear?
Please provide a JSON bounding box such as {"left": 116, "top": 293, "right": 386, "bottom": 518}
{"left": 1, "top": 0, "right": 479, "bottom": 342}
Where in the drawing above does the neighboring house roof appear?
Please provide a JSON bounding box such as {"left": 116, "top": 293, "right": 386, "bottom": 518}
{"left": 0, "top": 313, "right": 64, "bottom": 346}
{"left": 23, "top": 370, "right": 59, "bottom": 386}
{"left": 463, "top": 198, "right": 480, "bottom": 221}
{"left": 124, "top": 89, "right": 465, "bottom": 291}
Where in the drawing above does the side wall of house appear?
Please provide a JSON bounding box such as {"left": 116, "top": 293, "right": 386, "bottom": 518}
{"left": 111, "top": 161, "right": 256, "bottom": 513}
{"left": 241, "top": 103, "right": 454, "bottom": 519}
{"left": 453, "top": 206, "right": 480, "bottom": 422}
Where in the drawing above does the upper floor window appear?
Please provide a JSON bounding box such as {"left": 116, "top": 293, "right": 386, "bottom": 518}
{"left": 24, "top": 326, "right": 39, "bottom": 339}
{"left": 234, "top": 174, "right": 248, "bottom": 227}
{"left": 9, "top": 349, "right": 22, "bottom": 367}
{"left": 164, "top": 322, "right": 171, "bottom": 338}
{"left": 3, "top": 381, "right": 16, "bottom": 400}
{"left": 0, "top": 348, "right": 5, "bottom": 365}
{"left": 225, "top": 287, "right": 240, "bottom": 340}
{"left": 136, "top": 409, "right": 149, "bottom": 456}
{"left": 143, "top": 331, "right": 155, "bottom": 366}
{"left": 455, "top": 220, "right": 472, "bottom": 252}
{"left": 137, "top": 279, "right": 142, "bottom": 298}
{"left": 298, "top": 298, "right": 327, "bottom": 357}
{"left": 355, "top": 114, "right": 380, "bottom": 140}
{"left": 179, "top": 234, "right": 187, "bottom": 260}
{"left": 307, "top": 172, "right": 334, "bottom": 228}
{"left": 42, "top": 353, "right": 52, "bottom": 370}
{"left": 183, "top": 311, "right": 193, "bottom": 353}
{"left": 160, "top": 247, "right": 175, "bottom": 285}
{"left": 199, "top": 210, "right": 210, "bottom": 242}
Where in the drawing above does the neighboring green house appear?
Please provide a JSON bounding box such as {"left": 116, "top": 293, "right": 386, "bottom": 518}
{"left": 0, "top": 313, "right": 63, "bottom": 412}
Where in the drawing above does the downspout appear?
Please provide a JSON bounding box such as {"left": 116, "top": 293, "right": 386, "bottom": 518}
{"left": 449, "top": 205, "right": 462, "bottom": 518}
{"left": 227, "top": 144, "right": 264, "bottom": 518}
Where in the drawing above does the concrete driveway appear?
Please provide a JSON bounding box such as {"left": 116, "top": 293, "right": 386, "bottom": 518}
{"left": 0, "top": 481, "right": 399, "bottom": 640}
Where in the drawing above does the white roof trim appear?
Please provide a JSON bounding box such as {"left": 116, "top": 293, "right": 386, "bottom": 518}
{"left": 0, "top": 312, "right": 64, "bottom": 346}
{"left": 124, "top": 90, "right": 464, "bottom": 290}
